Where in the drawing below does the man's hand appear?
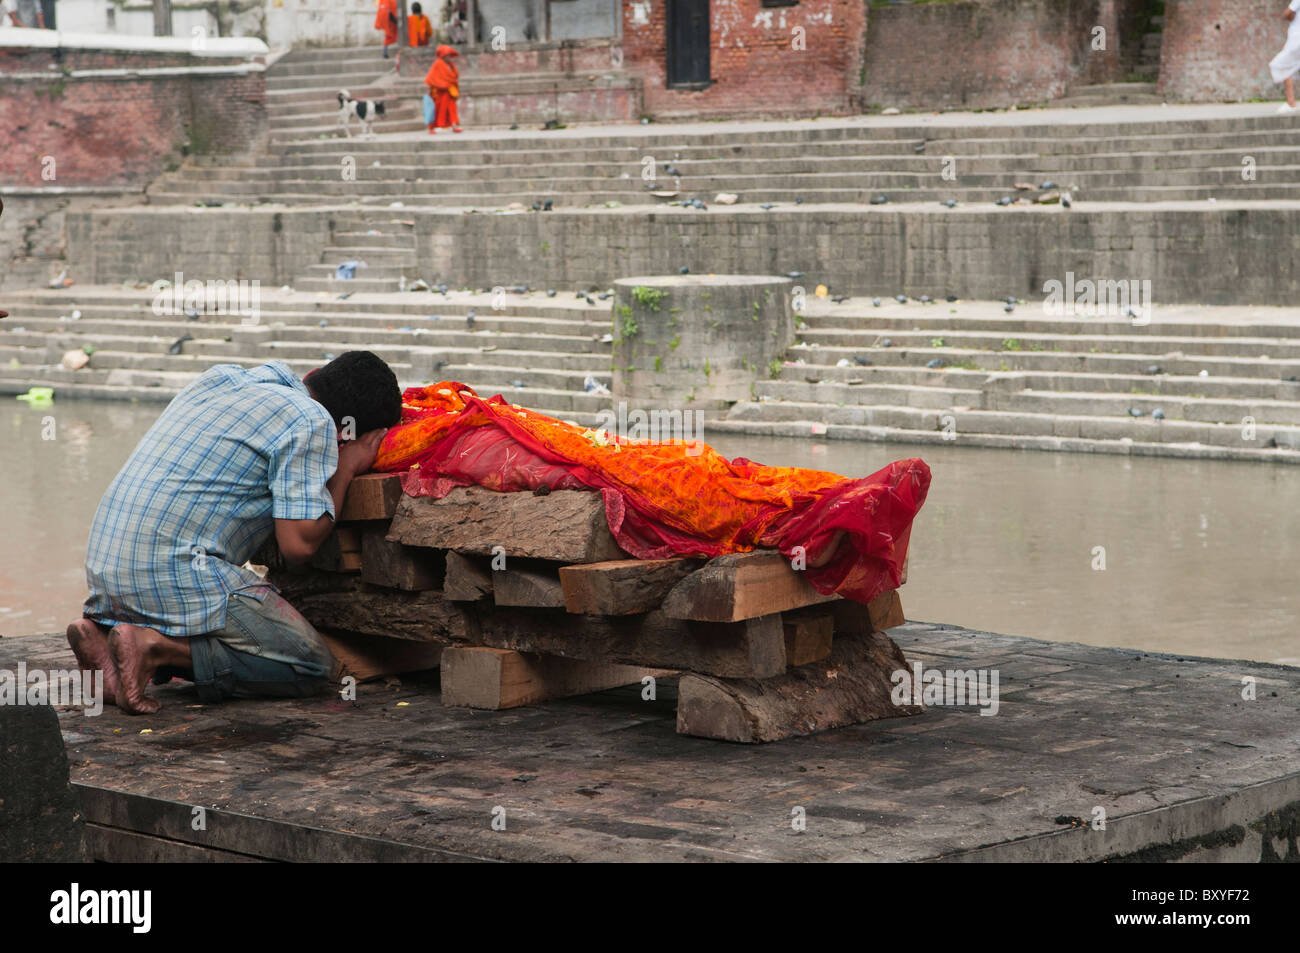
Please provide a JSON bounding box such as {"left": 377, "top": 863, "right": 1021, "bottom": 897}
{"left": 337, "top": 428, "right": 387, "bottom": 479}
{"left": 1286, "top": 8, "right": 1295, "bottom": 20}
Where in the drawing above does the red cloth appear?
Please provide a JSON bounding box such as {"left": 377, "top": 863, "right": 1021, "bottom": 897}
{"left": 425, "top": 46, "right": 461, "bottom": 127}
{"left": 374, "top": 384, "right": 930, "bottom": 606}
{"left": 374, "top": 0, "right": 398, "bottom": 45}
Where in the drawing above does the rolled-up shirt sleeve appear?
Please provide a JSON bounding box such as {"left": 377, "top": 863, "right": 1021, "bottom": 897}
{"left": 268, "top": 411, "right": 339, "bottom": 521}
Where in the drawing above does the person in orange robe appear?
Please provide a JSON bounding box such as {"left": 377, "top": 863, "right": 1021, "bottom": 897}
{"left": 408, "top": 2, "right": 432, "bottom": 46}
{"left": 424, "top": 44, "right": 462, "bottom": 133}
{"left": 374, "top": 0, "right": 398, "bottom": 57}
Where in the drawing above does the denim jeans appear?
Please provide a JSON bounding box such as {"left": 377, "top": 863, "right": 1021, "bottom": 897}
{"left": 187, "top": 587, "right": 336, "bottom": 702}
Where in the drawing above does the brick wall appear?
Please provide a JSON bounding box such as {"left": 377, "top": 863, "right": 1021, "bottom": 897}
{"left": 859, "top": 0, "right": 1125, "bottom": 111}
{"left": 623, "top": 0, "right": 866, "bottom": 119}
{"left": 1159, "top": 0, "right": 1286, "bottom": 102}
{"left": 0, "top": 46, "right": 266, "bottom": 189}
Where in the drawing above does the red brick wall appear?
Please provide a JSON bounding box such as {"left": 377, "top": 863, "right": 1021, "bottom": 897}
{"left": 623, "top": 0, "right": 866, "bottom": 119}
{"left": 1159, "top": 0, "right": 1285, "bottom": 102}
{"left": 0, "top": 47, "right": 266, "bottom": 189}
{"left": 859, "top": 0, "right": 1120, "bottom": 111}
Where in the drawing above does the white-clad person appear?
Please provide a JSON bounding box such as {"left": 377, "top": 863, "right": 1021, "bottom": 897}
{"left": 1271, "top": 0, "right": 1300, "bottom": 113}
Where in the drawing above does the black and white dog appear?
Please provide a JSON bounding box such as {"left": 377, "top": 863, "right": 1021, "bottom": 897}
{"left": 337, "top": 90, "right": 386, "bottom": 138}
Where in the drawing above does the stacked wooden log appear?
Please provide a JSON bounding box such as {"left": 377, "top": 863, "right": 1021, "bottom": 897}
{"left": 263, "top": 473, "right": 922, "bottom": 743}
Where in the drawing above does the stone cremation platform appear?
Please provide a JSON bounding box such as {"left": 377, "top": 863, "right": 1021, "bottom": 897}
{"left": 5, "top": 621, "right": 1297, "bottom": 863}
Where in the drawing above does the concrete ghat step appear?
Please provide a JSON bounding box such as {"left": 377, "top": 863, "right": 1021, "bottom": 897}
{"left": 725, "top": 400, "right": 1300, "bottom": 449}
{"left": 706, "top": 417, "right": 1300, "bottom": 464}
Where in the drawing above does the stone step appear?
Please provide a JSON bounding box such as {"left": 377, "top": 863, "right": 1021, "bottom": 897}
{"left": 796, "top": 328, "right": 1300, "bottom": 359}
{"left": 724, "top": 399, "right": 1300, "bottom": 450}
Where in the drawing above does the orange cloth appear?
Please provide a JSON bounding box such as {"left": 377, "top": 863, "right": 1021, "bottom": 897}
{"left": 408, "top": 13, "right": 432, "bottom": 46}
{"left": 425, "top": 45, "right": 461, "bottom": 127}
{"left": 374, "top": 0, "right": 398, "bottom": 45}
{"left": 374, "top": 384, "right": 931, "bottom": 605}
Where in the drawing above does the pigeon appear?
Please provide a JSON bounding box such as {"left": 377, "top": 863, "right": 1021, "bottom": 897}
{"left": 759, "top": 203, "right": 776, "bottom": 210}
{"left": 1039, "top": 181, "right": 1059, "bottom": 191}
{"left": 664, "top": 165, "right": 682, "bottom": 177}
{"left": 680, "top": 266, "right": 690, "bottom": 274}
{"left": 1152, "top": 409, "right": 1165, "bottom": 420}
{"left": 832, "top": 295, "right": 849, "bottom": 303}
{"left": 918, "top": 295, "right": 933, "bottom": 304}
{"left": 543, "top": 199, "right": 553, "bottom": 211}
{"left": 597, "top": 291, "right": 613, "bottom": 300}
{"left": 437, "top": 283, "right": 449, "bottom": 294}
{"left": 510, "top": 379, "right": 526, "bottom": 388}
{"left": 430, "top": 360, "right": 449, "bottom": 373}
{"left": 913, "top": 143, "right": 926, "bottom": 154}
{"left": 895, "top": 294, "right": 908, "bottom": 304}
{"left": 926, "top": 358, "right": 946, "bottom": 369}
{"left": 337, "top": 291, "right": 353, "bottom": 300}
{"left": 787, "top": 271, "right": 805, "bottom": 279}
{"left": 1128, "top": 407, "right": 1144, "bottom": 417}
{"left": 1142, "top": 364, "right": 1163, "bottom": 375}
{"left": 946, "top": 295, "right": 958, "bottom": 302}
{"left": 794, "top": 197, "right": 805, "bottom": 204}
{"left": 942, "top": 199, "right": 958, "bottom": 208}
{"left": 1003, "top": 296, "right": 1018, "bottom": 305}
{"left": 870, "top": 195, "right": 889, "bottom": 205}
{"left": 995, "top": 196, "right": 1013, "bottom": 206}
{"left": 853, "top": 356, "right": 873, "bottom": 366}
{"left": 1061, "top": 191, "right": 1073, "bottom": 209}
{"left": 585, "top": 295, "right": 597, "bottom": 306}
{"left": 872, "top": 297, "right": 882, "bottom": 307}
{"left": 319, "top": 319, "right": 330, "bottom": 327}
{"left": 466, "top": 309, "right": 476, "bottom": 330}
{"left": 185, "top": 308, "right": 200, "bottom": 321}
{"left": 546, "top": 289, "right": 557, "bottom": 297}
{"left": 880, "top": 337, "right": 894, "bottom": 347}
{"left": 584, "top": 375, "right": 611, "bottom": 395}
{"left": 167, "top": 334, "right": 193, "bottom": 355}
{"left": 1004, "top": 303, "right": 1015, "bottom": 313}
{"left": 531, "top": 201, "right": 542, "bottom": 211}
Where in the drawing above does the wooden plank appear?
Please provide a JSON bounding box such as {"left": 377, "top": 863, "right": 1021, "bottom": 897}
{"left": 272, "top": 573, "right": 469, "bottom": 644}
{"left": 662, "top": 550, "right": 836, "bottom": 622}
{"left": 782, "top": 612, "right": 834, "bottom": 666}
{"left": 464, "top": 605, "right": 787, "bottom": 678}
{"left": 828, "top": 589, "right": 907, "bottom": 637}
{"left": 492, "top": 567, "right": 565, "bottom": 608}
{"left": 675, "top": 630, "right": 923, "bottom": 743}
{"left": 443, "top": 551, "right": 494, "bottom": 602}
{"left": 559, "top": 557, "right": 702, "bottom": 615}
{"left": 387, "top": 486, "right": 626, "bottom": 563}
{"left": 360, "top": 531, "right": 443, "bottom": 591}
{"left": 340, "top": 472, "right": 403, "bottom": 521}
{"left": 310, "top": 525, "right": 363, "bottom": 574}
{"left": 319, "top": 630, "right": 444, "bottom": 683}
{"left": 440, "top": 646, "right": 665, "bottom": 710}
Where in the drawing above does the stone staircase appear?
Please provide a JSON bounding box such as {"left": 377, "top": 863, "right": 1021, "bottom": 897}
{"left": 0, "top": 287, "right": 615, "bottom": 421}
{"left": 296, "top": 213, "right": 420, "bottom": 293}
{"left": 5, "top": 289, "right": 1299, "bottom": 462}
{"left": 146, "top": 112, "right": 1300, "bottom": 209}
{"left": 714, "top": 299, "right": 1300, "bottom": 462}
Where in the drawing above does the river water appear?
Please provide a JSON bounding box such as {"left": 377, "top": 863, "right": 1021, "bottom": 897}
{"left": 1, "top": 399, "right": 1295, "bottom": 664}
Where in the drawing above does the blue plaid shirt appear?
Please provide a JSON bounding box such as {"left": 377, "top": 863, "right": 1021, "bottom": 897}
{"left": 84, "top": 362, "right": 338, "bottom": 637}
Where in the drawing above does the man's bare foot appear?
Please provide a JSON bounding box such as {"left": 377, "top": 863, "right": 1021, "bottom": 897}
{"left": 108, "top": 624, "right": 181, "bottom": 714}
{"left": 66, "top": 619, "right": 119, "bottom": 705}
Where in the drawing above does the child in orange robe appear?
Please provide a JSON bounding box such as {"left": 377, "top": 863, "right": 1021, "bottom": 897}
{"left": 408, "top": 2, "right": 432, "bottom": 46}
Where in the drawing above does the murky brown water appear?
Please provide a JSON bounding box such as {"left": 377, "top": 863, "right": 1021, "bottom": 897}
{"left": 1, "top": 399, "right": 1295, "bottom": 664}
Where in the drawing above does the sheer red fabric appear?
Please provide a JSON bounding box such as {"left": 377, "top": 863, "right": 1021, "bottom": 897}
{"left": 374, "top": 384, "right": 930, "bottom": 605}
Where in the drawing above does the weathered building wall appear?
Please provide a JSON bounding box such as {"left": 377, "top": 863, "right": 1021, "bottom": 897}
{"left": 1159, "top": 0, "right": 1284, "bottom": 102}
{"left": 0, "top": 36, "right": 267, "bottom": 188}
{"left": 622, "top": 0, "right": 865, "bottom": 119}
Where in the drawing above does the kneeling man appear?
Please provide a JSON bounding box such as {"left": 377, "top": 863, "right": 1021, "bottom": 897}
{"left": 68, "top": 352, "right": 401, "bottom": 714}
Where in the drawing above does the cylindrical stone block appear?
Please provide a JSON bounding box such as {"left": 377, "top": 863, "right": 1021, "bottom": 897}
{"left": 611, "top": 275, "right": 793, "bottom": 411}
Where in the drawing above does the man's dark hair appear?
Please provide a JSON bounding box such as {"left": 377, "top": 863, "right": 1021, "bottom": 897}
{"left": 304, "top": 351, "right": 402, "bottom": 435}
{"left": 412, "top": 1, "right": 422, "bottom": 12}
